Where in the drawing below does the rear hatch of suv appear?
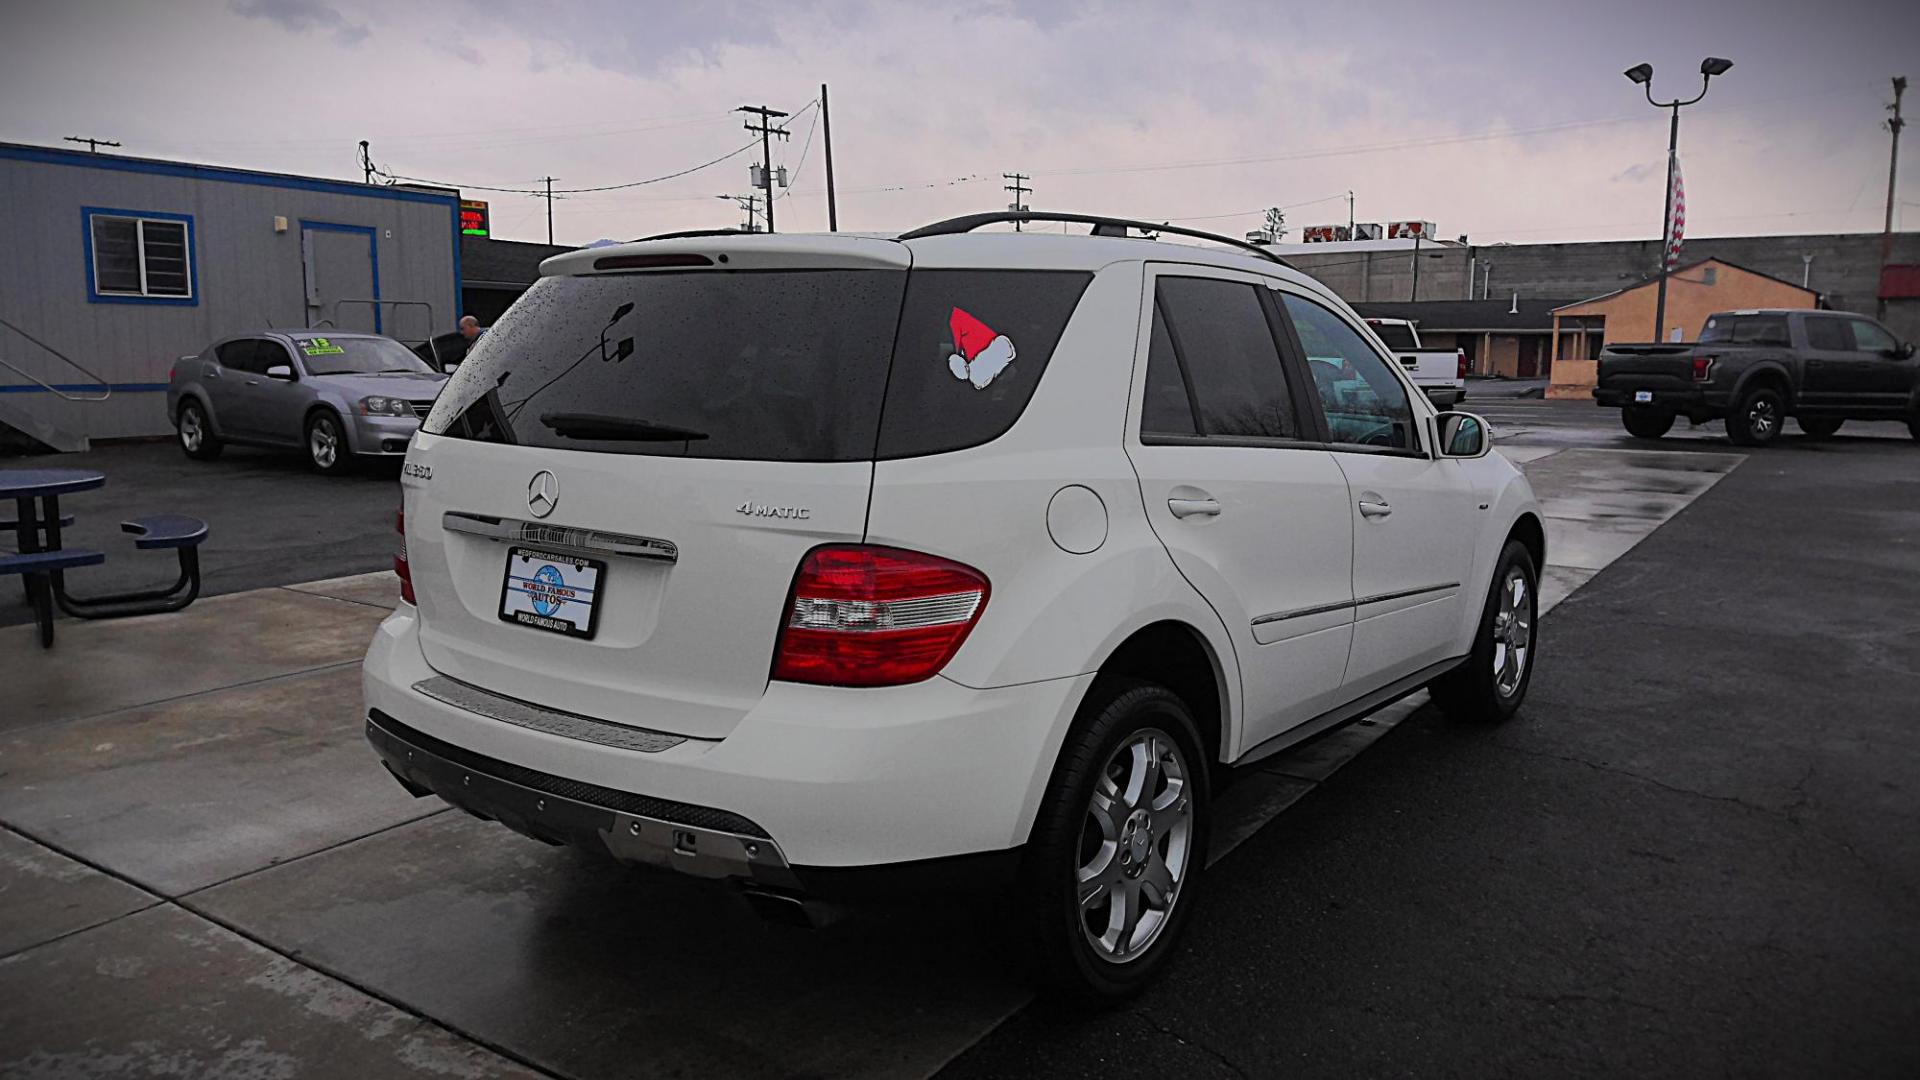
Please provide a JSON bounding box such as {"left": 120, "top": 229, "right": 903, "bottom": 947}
{"left": 406, "top": 238, "right": 909, "bottom": 739}
{"left": 403, "top": 235, "right": 1092, "bottom": 741}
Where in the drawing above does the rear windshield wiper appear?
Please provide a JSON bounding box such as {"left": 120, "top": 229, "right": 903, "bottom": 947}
{"left": 539, "top": 412, "right": 709, "bottom": 442}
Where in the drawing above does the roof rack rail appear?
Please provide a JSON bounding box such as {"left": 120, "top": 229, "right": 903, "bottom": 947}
{"left": 897, "top": 212, "right": 1293, "bottom": 268}
{"left": 628, "top": 228, "right": 754, "bottom": 243}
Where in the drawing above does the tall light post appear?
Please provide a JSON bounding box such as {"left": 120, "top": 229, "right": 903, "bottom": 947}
{"left": 1625, "top": 56, "right": 1732, "bottom": 341}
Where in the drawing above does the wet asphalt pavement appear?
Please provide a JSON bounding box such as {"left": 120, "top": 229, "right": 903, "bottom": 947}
{"left": 940, "top": 430, "right": 1920, "bottom": 1077}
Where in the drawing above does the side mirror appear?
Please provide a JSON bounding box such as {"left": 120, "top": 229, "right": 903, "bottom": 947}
{"left": 1896, "top": 342, "right": 1917, "bottom": 360}
{"left": 1434, "top": 411, "right": 1491, "bottom": 458}
{"left": 265, "top": 364, "right": 295, "bottom": 380}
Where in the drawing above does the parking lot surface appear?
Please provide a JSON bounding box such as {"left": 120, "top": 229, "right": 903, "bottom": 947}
{"left": 3, "top": 399, "right": 1915, "bottom": 1077}
{"left": 0, "top": 441, "right": 400, "bottom": 628}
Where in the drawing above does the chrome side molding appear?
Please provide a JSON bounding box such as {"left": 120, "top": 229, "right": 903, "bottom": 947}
{"left": 1251, "top": 582, "right": 1460, "bottom": 628}
{"left": 441, "top": 511, "right": 678, "bottom": 564}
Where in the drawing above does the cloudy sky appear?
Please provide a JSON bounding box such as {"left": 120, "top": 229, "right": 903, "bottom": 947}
{"left": 3, "top": 0, "right": 1914, "bottom": 247}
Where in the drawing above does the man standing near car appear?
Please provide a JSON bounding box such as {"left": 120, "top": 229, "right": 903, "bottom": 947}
{"left": 417, "top": 315, "right": 484, "bottom": 372}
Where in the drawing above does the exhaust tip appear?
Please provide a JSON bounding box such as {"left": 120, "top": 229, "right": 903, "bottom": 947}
{"left": 739, "top": 886, "right": 845, "bottom": 930}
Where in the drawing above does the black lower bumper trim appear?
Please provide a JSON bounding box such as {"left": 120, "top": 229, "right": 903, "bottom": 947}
{"left": 366, "top": 709, "right": 771, "bottom": 838}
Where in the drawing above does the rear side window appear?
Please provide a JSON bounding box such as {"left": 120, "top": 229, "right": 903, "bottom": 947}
{"left": 425, "top": 270, "right": 907, "bottom": 461}
{"left": 875, "top": 270, "right": 1092, "bottom": 458}
{"left": 1700, "top": 314, "right": 1789, "bottom": 346}
{"left": 1805, "top": 317, "right": 1849, "bottom": 351}
{"left": 216, "top": 339, "right": 261, "bottom": 373}
{"left": 1143, "top": 277, "right": 1299, "bottom": 439}
{"left": 1368, "top": 321, "right": 1418, "bottom": 350}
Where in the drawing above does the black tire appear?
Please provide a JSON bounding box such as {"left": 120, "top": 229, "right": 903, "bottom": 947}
{"left": 1429, "top": 539, "right": 1538, "bottom": 724}
{"left": 1020, "top": 679, "right": 1210, "bottom": 1000}
{"left": 305, "top": 411, "right": 353, "bottom": 475}
{"left": 175, "top": 399, "right": 223, "bottom": 461}
{"left": 1726, "top": 386, "right": 1785, "bottom": 447}
{"left": 1797, "top": 417, "right": 1843, "bottom": 438}
{"left": 1908, "top": 411, "right": 1920, "bottom": 443}
{"left": 1621, "top": 407, "right": 1675, "bottom": 439}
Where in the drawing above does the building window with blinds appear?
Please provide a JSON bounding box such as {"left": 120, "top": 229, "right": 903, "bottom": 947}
{"left": 85, "top": 208, "right": 195, "bottom": 304}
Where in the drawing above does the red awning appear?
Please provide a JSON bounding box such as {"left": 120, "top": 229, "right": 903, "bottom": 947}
{"left": 1880, "top": 264, "right": 1920, "bottom": 300}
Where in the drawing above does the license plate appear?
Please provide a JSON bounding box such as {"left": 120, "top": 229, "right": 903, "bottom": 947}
{"left": 499, "top": 547, "right": 603, "bottom": 639}
{"left": 1633, "top": 390, "right": 1653, "bottom": 403}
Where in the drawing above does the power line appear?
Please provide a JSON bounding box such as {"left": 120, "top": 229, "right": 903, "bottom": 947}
{"left": 371, "top": 139, "right": 758, "bottom": 194}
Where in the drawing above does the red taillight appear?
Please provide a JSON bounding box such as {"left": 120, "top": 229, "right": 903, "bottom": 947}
{"left": 1457, "top": 350, "right": 1468, "bottom": 380}
{"left": 394, "top": 506, "right": 415, "bottom": 604}
{"left": 771, "top": 545, "right": 989, "bottom": 688}
{"left": 1692, "top": 355, "right": 1715, "bottom": 382}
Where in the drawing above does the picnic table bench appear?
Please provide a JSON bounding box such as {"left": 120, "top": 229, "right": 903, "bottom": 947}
{"left": 2, "top": 468, "right": 209, "bottom": 647}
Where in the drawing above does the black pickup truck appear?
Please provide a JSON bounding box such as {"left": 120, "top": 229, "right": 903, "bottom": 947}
{"left": 1593, "top": 309, "right": 1919, "bottom": 446}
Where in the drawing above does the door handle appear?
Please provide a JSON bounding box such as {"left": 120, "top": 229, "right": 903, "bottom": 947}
{"left": 245, "top": 379, "right": 262, "bottom": 386}
{"left": 1359, "top": 500, "right": 1393, "bottom": 519}
{"left": 1168, "top": 498, "right": 1221, "bottom": 519}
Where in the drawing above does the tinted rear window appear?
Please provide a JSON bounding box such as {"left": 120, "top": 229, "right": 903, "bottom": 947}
{"left": 876, "top": 270, "right": 1092, "bottom": 458}
{"left": 423, "top": 270, "right": 907, "bottom": 461}
{"left": 1367, "top": 321, "right": 1418, "bottom": 350}
{"left": 1699, "top": 314, "right": 1790, "bottom": 346}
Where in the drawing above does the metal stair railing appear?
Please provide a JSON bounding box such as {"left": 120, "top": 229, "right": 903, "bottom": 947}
{"left": 0, "top": 315, "right": 112, "bottom": 402}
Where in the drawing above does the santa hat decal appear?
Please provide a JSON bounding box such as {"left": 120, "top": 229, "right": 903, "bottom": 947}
{"left": 947, "top": 307, "right": 1016, "bottom": 390}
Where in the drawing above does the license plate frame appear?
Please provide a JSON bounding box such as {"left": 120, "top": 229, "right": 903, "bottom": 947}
{"left": 1633, "top": 390, "right": 1654, "bottom": 403}
{"left": 498, "top": 547, "right": 604, "bottom": 639}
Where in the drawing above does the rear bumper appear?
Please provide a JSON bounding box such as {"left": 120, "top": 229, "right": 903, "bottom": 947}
{"left": 361, "top": 606, "right": 1091, "bottom": 884}
{"left": 1593, "top": 385, "right": 1726, "bottom": 414}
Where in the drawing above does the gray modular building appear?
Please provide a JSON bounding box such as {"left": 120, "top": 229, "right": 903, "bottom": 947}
{"left": 0, "top": 142, "right": 462, "bottom": 449}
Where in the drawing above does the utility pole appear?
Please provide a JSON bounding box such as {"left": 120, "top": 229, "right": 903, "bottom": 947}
{"left": 1003, "top": 173, "right": 1031, "bottom": 231}
{"left": 1347, "top": 190, "right": 1355, "bottom": 237}
{"left": 718, "top": 194, "right": 764, "bottom": 233}
{"left": 542, "top": 177, "right": 556, "bottom": 244}
{"left": 738, "top": 105, "right": 790, "bottom": 233}
{"left": 821, "top": 83, "right": 838, "bottom": 232}
{"left": 1881, "top": 76, "right": 1907, "bottom": 320}
{"left": 63, "top": 135, "right": 119, "bottom": 154}
{"left": 359, "top": 140, "right": 373, "bottom": 183}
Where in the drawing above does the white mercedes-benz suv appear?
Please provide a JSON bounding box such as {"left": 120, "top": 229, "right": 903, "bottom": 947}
{"left": 364, "top": 213, "right": 1543, "bottom": 998}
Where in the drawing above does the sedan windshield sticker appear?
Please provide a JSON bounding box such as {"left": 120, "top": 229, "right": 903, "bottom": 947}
{"left": 946, "top": 307, "right": 1016, "bottom": 390}
{"left": 300, "top": 337, "right": 345, "bottom": 356}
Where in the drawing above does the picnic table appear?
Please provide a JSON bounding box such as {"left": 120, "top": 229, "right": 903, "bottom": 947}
{"left": 2, "top": 467, "right": 208, "bottom": 647}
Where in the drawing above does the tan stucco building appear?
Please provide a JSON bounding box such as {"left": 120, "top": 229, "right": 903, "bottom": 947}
{"left": 1545, "top": 258, "right": 1815, "bottom": 399}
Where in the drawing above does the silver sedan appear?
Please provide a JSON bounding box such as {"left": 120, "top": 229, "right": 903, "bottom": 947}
{"left": 167, "top": 331, "right": 448, "bottom": 473}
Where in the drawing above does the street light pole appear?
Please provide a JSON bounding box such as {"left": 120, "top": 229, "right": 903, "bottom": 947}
{"left": 1625, "top": 57, "right": 1731, "bottom": 343}
{"left": 1654, "top": 102, "right": 1680, "bottom": 341}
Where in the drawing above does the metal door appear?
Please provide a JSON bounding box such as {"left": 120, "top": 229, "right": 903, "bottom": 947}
{"left": 301, "top": 223, "right": 379, "bottom": 333}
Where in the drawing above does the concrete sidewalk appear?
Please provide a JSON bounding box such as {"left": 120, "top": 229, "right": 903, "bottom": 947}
{"left": 0, "top": 446, "right": 1743, "bottom": 1079}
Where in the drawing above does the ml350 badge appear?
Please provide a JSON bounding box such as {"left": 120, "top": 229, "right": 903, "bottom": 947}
{"left": 499, "top": 547, "right": 604, "bottom": 639}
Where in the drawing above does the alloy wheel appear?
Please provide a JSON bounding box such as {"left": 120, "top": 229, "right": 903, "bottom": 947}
{"left": 1077, "top": 728, "right": 1193, "bottom": 963}
{"left": 1491, "top": 567, "right": 1533, "bottom": 698}
{"left": 1748, "top": 398, "right": 1778, "bottom": 439}
{"left": 179, "top": 408, "right": 202, "bottom": 451}
{"left": 310, "top": 419, "right": 339, "bottom": 469}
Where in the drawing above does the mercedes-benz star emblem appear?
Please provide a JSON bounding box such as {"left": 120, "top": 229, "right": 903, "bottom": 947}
{"left": 527, "top": 470, "right": 559, "bottom": 518}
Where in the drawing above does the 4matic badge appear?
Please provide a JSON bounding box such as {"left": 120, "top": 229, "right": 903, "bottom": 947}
{"left": 737, "top": 501, "right": 811, "bottom": 521}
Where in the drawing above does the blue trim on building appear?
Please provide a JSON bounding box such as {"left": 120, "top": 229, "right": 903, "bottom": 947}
{"left": 0, "top": 382, "right": 168, "bottom": 394}
{"left": 299, "top": 220, "right": 383, "bottom": 333}
{"left": 3, "top": 143, "right": 456, "bottom": 207}
{"left": 81, "top": 206, "right": 199, "bottom": 307}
